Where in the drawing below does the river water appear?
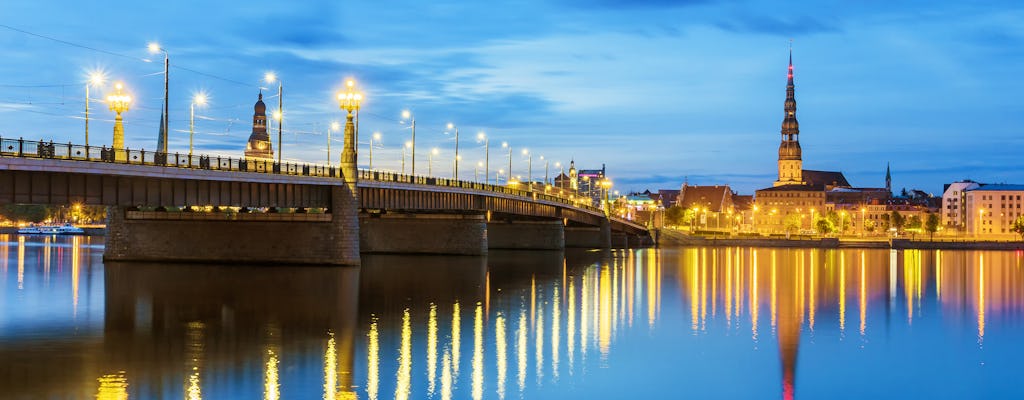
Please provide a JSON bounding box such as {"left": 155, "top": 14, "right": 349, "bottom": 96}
{"left": 1, "top": 235, "right": 1022, "bottom": 399}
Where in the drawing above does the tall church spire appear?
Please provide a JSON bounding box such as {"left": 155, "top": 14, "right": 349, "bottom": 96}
{"left": 885, "top": 163, "right": 892, "bottom": 194}
{"left": 774, "top": 45, "right": 803, "bottom": 187}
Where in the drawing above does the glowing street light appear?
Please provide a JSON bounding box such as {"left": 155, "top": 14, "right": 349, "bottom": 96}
{"left": 402, "top": 141, "right": 412, "bottom": 174}
{"left": 475, "top": 161, "right": 484, "bottom": 182}
{"left": 148, "top": 42, "right": 169, "bottom": 154}
{"left": 502, "top": 142, "right": 511, "bottom": 185}
{"left": 369, "top": 131, "right": 381, "bottom": 170}
{"left": 84, "top": 70, "right": 105, "bottom": 148}
{"left": 106, "top": 82, "right": 131, "bottom": 162}
{"left": 522, "top": 148, "right": 532, "bottom": 192}
{"left": 189, "top": 92, "right": 207, "bottom": 158}
{"left": 265, "top": 72, "right": 284, "bottom": 164}
{"left": 401, "top": 110, "right": 416, "bottom": 175}
{"left": 860, "top": 207, "right": 867, "bottom": 237}
{"left": 447, "top": 122, "right": 459, "bottom": 179}
{"left": 477, "top": 131, "right": 489, "bottom": 184}
{"left": 429, "top": 147, "right": 439, "bottom": 176}
{"left": 328, "top": 121, "right": 341, "bottom": 167}
{"left": 497, "top": 168, "right": 504, "bottom": 185}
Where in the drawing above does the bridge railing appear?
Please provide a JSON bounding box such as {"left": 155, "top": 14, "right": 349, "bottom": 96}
{"left": 2, "top": 136, "right": 614, "bottom": 217}
{"left": 357, "top": 169, "right": 605, "bottom": 213}
{"left": 0, "top": 136, "right": 343, "bottom": 179}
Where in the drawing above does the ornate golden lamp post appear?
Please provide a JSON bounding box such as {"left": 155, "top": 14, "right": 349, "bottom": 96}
{"left": 337, "top": 79, "right": 362, "bottom": 184}
{"left": 107, "top": 82, "right": 131, "bottom": 162}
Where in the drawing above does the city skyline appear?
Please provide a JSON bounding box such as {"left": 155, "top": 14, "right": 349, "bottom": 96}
{"left": 1, "top": 1, "right": 1022, "bottom": 194}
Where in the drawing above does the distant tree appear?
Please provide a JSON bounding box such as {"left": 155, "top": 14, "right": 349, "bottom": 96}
{"left": 665, "top": 205, "right": 686, "bottom": 227}
{"left": 879, "top": 213, "right": 891, "bottom": 232}
{"left": 925, "top": 212, "right": 940, "bottom": 240}
{"left": 825, "top": 211, "right": 852, "bottom": 235}
{"left": 0, "top": 204, "right": 52, "bottom": 223}
{"left": 783, "top": 213, "right": 802, "bottom": 234}
{"left": 864, "top": 219, "right": 876, "bottom": 234}
{"left": 906, "top": 215, "right": 923, "bottom": 239}
{"left": 815, "top": 217, "right": 834, "bottom": 235}
{"left": 890, "top": 210, "right": 905, "bottom": 233}
{"left": 1012, "top": 215, "right": 1024, "bottom": 241}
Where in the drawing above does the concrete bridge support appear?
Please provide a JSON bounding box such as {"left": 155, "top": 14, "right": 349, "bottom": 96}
{"left": 564, "top": 219, "right": 611, "bottom": 249}
{"left": 487, "top": 220, "right": 565, "bottom": 250}
{"left": 360, "top": 213, "right": 487, "bottom": 255}
{"left": 104, "top": 186, "right": 361, "bottom": 265}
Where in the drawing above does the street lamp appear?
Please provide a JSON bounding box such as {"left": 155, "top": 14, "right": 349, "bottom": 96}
{"left": 189, "top": 92, "right": 207, "bottom": 160}
{"left": 540, "top": 155, "right": 549, "bottom": 184}
{"left": 429, "top": 148, "right": 439, "bottom": 176}
{"left": 475, "top": 161, "right": 484, "bottom": 182}
{"left": 106, "top": 82, "right": 131, "bottom": 162}
{"left": 477, "top": 131, "right": 489, "bottom": 184}
{"left": 601, "top": 179, "right": 613, "bottom": 216}
{"left": 860, "top": 207, "right": 867, "bottom": 237}
{"left": 522, "top": 148, "right": 532, "bottom": 192}
{"left": 369, "top": 131, "right": 381, "bottom": 170}
{"left": 148, "top": 42, "right": 169, "bottom": 155}
{"left": 447, "top": 122, "right": 459, "bottom": 179}
{"left": 84, "top": 70, "right": 105, "bottom": 149}
{"left": 265, "top": 72, "right": 284, "bottom": 164}
{"left": 555, "top": 161, "right": 562, "bottom": 188}
{"left": 502, "top": 142, "right": 512, "bottom": 184}
{"left": 336, "top": 78, "right": 362, "bottom": 182}
{"left": 978, "top": 208, "right": 985, "bottom": 237}
{"left": 497, "top": 168, "right": 504, "bottom": 185}
{"left": 402, "top": 141, "right": 412, "bottom": 174}
{"left": 401, "top": 110, "right": 416, "bottom": 175}
{"left": 328, "top": 121, "right": 341, "bottom": 167}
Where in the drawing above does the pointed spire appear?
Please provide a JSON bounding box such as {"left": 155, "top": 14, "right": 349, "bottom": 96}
{"left": 787, "top": 40, "right": 794, "bottom": 86}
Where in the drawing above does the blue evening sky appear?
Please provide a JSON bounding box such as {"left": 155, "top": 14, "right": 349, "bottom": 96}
{"left": 1, "top": 0, "right": 1022, "bottom": 194}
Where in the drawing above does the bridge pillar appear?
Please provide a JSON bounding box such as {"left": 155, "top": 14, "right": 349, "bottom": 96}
{"left": 487, "top": 220, "right": 564, "bottom": 250}
{"left": 360, "top": 213, "right": 487, "bottom": 255}
{"left": 103, "top": 186, "right": 361, "bottom": 265}
{"left": 564, "top": 219, "right": 611, "bottom": 249}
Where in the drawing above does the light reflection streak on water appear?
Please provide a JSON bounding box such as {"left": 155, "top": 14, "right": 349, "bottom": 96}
{"left": 451, "top": 302, "right": 461, "bottom": 380}
{"left": 17, "top": 235, "right": 25, "bottom": 290}
{"left": 324, "top": 331, "right": 337, "bottom": 400}
{"left": 186, "top": 321, "right": 205, "bottom": 400}
{"left": 581, "top": 272, "right": 589, "bottom": 360}
{"left": 427, "top": 303, "right": 438, "bottom": 396}
{"left": 264, "top": 349, "right": 279, "bottom": 400}
{"left": 551, "top": 283, "right": 560, "bottom": 381}
{"left": 690, "top": 250, "right": 699, "bottom": 333}
{"left": 809, "top": 250, "right": 816, "bottom": 332}
{"left": 567, "top": 278, "right": 576, "bottom": 375}
{"left": 95, "top": 372, "right": 129, "bottom": 400}
{"left": 535, "top": 288, "right": 544, "bottom": 383}
{"left": 42, "top": 236, "right": 51, "bottom": 284}
{"left": 860, "top": 253, "right": 867, "bottom": 337}
{"left": 495, "top": 313, "right": 507, "bottom": 399}
{"left": 517, "top": 307, "right": 527, "bottom": 393}
{"left": 726, "top": 250, "right": 733, "bottom": 326}
{"left": 367, "top": 317, "right": 379, "bottom": 400}
{"left": 395, "top": 309, "right": 412, "bottom": 400}
{"left": 751, "top": 250, "right": 759, "bottom": 342}
{"left": 472, "top": 302, "right": 484, "bottom": 400}
{"left": 979, "top": 254, "right": 985, "bottom": 344}
{"left": 839, "top": 254, "right": 846, "bottom": 333}
{"left": 441, "top": 349, "right": 453, "bottom": 400}
{"left": 770, "top": 251, "right": 777, "bottom": 330}
{"left": 700, "top": 251, "right": 708, "bottom": 331}
{"left": 599, "top": 265, "right": 611, "bottom": 357}
{"left": 71, "top": 235, "right": 81, "bottom": 316}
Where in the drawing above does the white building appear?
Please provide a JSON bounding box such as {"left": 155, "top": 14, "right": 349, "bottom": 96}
{"left": 941, "top": 180, "right": 980, "bottom": 231}
{"left": 964, "top": 184, "right": 1024, "bottom": 238}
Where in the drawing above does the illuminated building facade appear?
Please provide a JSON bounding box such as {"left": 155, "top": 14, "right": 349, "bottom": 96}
{"left": 964, "top": 184, "right": 1024, "bottom": 238}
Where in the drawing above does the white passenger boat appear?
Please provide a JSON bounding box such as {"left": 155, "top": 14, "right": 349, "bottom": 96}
{"left": 17, "top": 223, "right": 85, "bottom": 235}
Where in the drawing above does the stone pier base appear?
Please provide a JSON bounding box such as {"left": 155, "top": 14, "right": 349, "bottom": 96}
{"left": 360, "top": 213, "right": 487, "bottom": 255}
{"left": 487, "top": 220, "right": 565, "bottom": 250}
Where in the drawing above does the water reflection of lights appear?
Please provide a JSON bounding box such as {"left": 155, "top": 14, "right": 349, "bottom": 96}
{"left": 472, "top": 302, "right": 484, "bottom": 400}
{"left": 186, "top": 321, "right": 205, "bottom": 400}
{"left": 367, "top": 317, "right": 379, "bottom": 400}
{"left": 96, "top": 371, "right": 129, "bottom": 400}
{"left": 495, "top": 313, "right": 507, "bottom": 399}
{"left": 427, "top": 303, "right": 438, "bottom": 396}
{"left": 395, "top": 309, "right": 412, "bottom": 400}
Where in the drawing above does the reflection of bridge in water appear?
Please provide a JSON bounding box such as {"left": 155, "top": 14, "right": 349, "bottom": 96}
{"left": 3, "top": 238, "right": 1024, "bottom": 398}
{"left": 0, "top": 137, "right": 650, "bottom": 265}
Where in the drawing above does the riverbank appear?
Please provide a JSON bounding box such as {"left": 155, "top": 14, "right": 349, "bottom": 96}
{"left": 659, "top": 229, "right": 1024, "bottom": 250}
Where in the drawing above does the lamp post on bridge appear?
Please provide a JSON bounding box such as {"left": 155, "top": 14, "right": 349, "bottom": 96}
{"left": 402, "top": 141, "right": 412, "bottom": 174}
{"left": 447, "top": 122, "right": 459, "bottom": 179}
{"left": 401, "top": 110, "right": 416, "bottom": 175}
{"left": 477, "top": 131, "right": 489, "bottom": 184}
{"left": 369, "top": 131, "right": 381, "bottom": 170}
{"left": 84, "top": 71, "right": 105, "bottom": 149}
{"left": 522, "top": 148, "right": 532, "bottom": 192}
{"left": 502, "top": 142, "right": 512, "bottom": 186}
{"left": 147, "top": 43, "right": 169, "bottom": 155}
{"left": 336, "top": 78, "right": 362, "bottom": 185}
{"left": 265, "top": 72, "right": 284, "bottom": 164}
{"left": 429, "top": 147, "right": 439, "bottom": 176}
{"left": 189, "top": 92, "right": 207, "bottom": 160}
{"left": 328, "top": 121, "right": 341, "bottom": 167}
{"left": 497, "top": 168, "right": 504, "bottom": 185}
{"left": 107, "top": 82, "right": 131, "bottom": 162}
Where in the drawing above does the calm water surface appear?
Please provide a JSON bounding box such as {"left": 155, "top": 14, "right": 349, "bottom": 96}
{"left": 2, "top": 235, "right": 1023, "bottom": 399}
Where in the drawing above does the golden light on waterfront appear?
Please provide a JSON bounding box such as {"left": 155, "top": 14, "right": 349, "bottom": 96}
{"left": 96, "top": 372, "right": 128, "bottom": 400}
{"left": 367, "top": 317, "right": 379, "bottom": 400}
{"left": 395, "top": 309, "right": 412, "bottom": 400}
